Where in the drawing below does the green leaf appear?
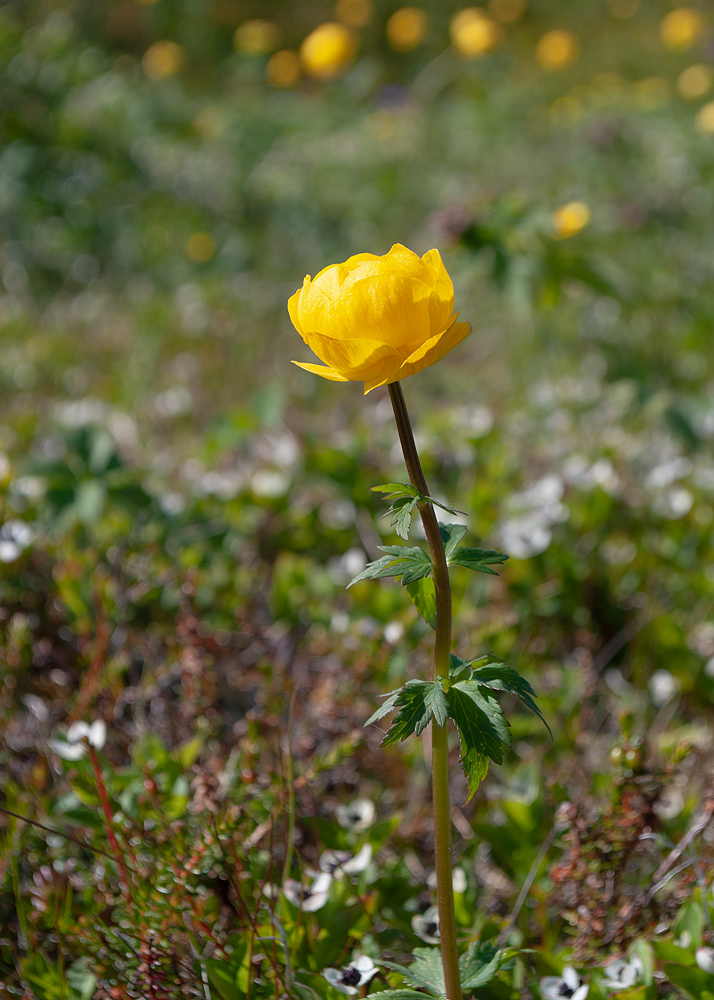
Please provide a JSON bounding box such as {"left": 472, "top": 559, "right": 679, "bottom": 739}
{"left": 364, "top": 688, "right": 402, "bottom": 728}
{"left": 440, "top": 522, "right": 468, "bottom": 560}
{"left": 347, "top": 545, "right": 431, "bottom": 588}
{"left": 448, "top": 546, "right": 509, "bottom": 576}
{"left": 674, "top": 902, "right": 704, "bottom": 950}
{"left": 371, "top": 483, "right": 420, "bottom": 499}
{"left": 380, "top": 681, "right": 433, "bottom": 745}
{"left": 369, "top": 681, "right": 450, "bottom": 743}
{"left": 663, "top": 964, "right": 714, "bottom": 1000}
{"left": 406, "top": 577, "right": 437, "bottom": 629}
{"left": 425, "top": 681, "right": 449, "bottom": 728}
{"left": 388, "top": 495, "right": 420, "bottom": 539}
{"left": 449, "top": 653, "right": 490, "bottom": 683}
{"left": 381, "top": 948, "right": 445, "bottom": 997}
{"left": 454, "top": 681, "right": 511, "bottom": 745}
{"left": 447, "top": 683, "right": 512, "bottom": 799}
{"left": 470, "top": 661, "right": 551, "bottom": 735}
{"left": 459, "top": 942, "right": 507, "bottom": 989}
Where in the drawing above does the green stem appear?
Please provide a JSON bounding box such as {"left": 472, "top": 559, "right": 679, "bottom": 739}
{"left": 388, "top": 382, "right": 462, "bottom": 1000}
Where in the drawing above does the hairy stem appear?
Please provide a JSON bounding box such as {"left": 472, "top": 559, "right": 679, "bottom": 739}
{"left": 388, "top": 381, "right": 462, "bottom": 1000}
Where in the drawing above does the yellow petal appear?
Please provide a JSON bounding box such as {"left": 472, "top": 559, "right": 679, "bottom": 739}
{"left": 421, "top": 248, "right": 455, "bottom": 305}
{"left": 291, "top": 361, "right": 350, "bottom": 381}
{"left": 363, "top": 318, "right": 471, "bottom": 392}
{"left": 303, "top": 271, "right": 436, "bottom": 348}
{"left": 302, "top": 328, "right": 403, "bottom": 378}
{"left": 287, "top": 287, "right": 305, "bottom": 337}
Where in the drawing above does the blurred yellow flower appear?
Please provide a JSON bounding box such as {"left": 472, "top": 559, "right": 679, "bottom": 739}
{"left": 678, "top": 63, "right": 713, "bottom": 99}
{"left": 660, "top": 8, "right": 705, "bottom": 51}
{"left": 186, "top": 232, "right": 216, "bottom": 263}
{"left": 552, "top": 201, "right": 590, "bottom": 239}
{"left": 488, "top": 0, "right": 525, "bottom": 24}
{"left": 142, "top": 41, "right": 185, "bottom": 80}
{"left": 696, "top": 99, "right": 714, "bottom": 132}
{"left": 451, "top": 9, "right": 502, "bottom": 58}
{"left": 267, "top": 50, "right": 301, "bottom": 87}
{"left": 536, "top": 30, "right": 579, "bottom": 70}
{"left": 234, "top": 20, "right": 280, "bottom": 55}
{"left": 300, "top": 22, "right": 357, "bottom": 80}
{"left": 335, "top": 0, "right": 373, "bottom": 28}
{"left": 386, "top": 8, "right": 428, "bottom": 52}
{"left": 289, "top": 244, "right": 471, "bottom": 394}
{"left": 606, "top": 0, "right": 639, "bottom": 18}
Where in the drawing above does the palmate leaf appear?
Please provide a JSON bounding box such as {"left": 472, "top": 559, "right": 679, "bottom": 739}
{"left": 440, "top": 521, "right": 508, "bottom": 575}
{"left": 381, "top": 948, "right": 445, "bottom": 997}
{"left": 459, "top": 941, "right": 509, "bottom": 989}
{"left": 440, "top": 522, "right": 468, "bottom": 560}
{"left": 365, "top": 680, "right": 449, "bottom": 743}
{"left": 380, "top": 681, "right": 437, "bottom": 745}
{"left": 371, "top": 484, "right": 464, "bottom": 540}
{"left": 446, "top": 683, "right": 512, "bottom": 800}
{"left": 470, "top": 660, "right": 551, "bottom": 735}
{"left": 347, "top": 545, "right": 431, "bottom": 588}
{"left": 448, "top": 546, "right": 509, "bottom": 576}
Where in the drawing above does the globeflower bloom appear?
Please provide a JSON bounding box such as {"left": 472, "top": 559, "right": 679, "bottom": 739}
{"left": 289, "top": 244, "right": 471, "bottom": 393}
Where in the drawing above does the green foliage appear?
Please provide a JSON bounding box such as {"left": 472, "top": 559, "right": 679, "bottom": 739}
{"left": 348, "top": 545, "right": 432, "bottom": 587}
{"left": 371, "top": 485, "right": 463, "bottom": 540}
{"left": 366, "top": 658, "right": 544, "bottom": 797}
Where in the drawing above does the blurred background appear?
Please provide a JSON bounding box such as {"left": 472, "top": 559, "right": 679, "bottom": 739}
{"left": 3, "top": 0, "right": 714, "bottom": 995}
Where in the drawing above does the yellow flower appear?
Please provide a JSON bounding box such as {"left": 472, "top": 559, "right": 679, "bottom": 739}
{"left": 536, "top": 29, "right": 579, "bottom": 70}
{"left": 386, "top": 8, "right": 428, "bottom": 52}
{"left": 678, "top": 63, "right": 713, "bottom": 99}
{"left": 142, "top": 41, "right": 185, "bottom": 80}
{"left": 267, "top": 50, "right": 301, "bottom": 87}
{"left": 552, "top": 201, "right": 590, "bottom": 239}
{"left": 660, "top": 8, "right": 705, "bottom": 51}
{"left": 289, "top": 244, "right": 471, "bottom": 394}
{"left": 451, "top": 9, "right": 502, "bottom": 58}
{"left": 300, "top": 22, "right": 357, "bottom": 80}
{"left": 488, "top": 0, "right": 525, "bottom": 24}
{"left": 335, "top": 0, "right": 374, "bottom": 28}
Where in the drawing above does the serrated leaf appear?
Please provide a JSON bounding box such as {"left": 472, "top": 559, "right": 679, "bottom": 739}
{"left": 449, "top": 653, "right": 489, "bottom": 682}
{"left": 381, "top": 948, "right": 444, "bottom": 997}
{"left": 448, "top": 547, "right": 509, "bottom": 576}
{"left": 455, "top": 681, "right": 512, "bottom": 746}
{"left": 387, "top": 495, "right": 420, "bottom": 539}
{"left": 380, "top": 681, "right": 432, "bottom": 746}
{"left": 364, "top": 688, "right": 402, "bottom": 728}
{"left": 406, "top": 577, "right": 436, "bottom": 629}
{"left": 425, "top": 682, "right": 449, "bottom": 729}
{"left": 459, "top": 942, "right": 506, "bottom": 989}
{"left": 371, "top": 482, "right": 420, "bottom": 499}
{"left": 470, "top": 661, "right": 550, "bottom": 735}
{"left": 439, "top": 522, "right": 468, "bottom": 560}
{"left": 447, "top": 684, "right": 512, "bottom": 799}
{"left": 371, "top": 681, "right": 450, "bottom": 744}
{"left": 347, "top": 546, "right": 431, "bottom": 588}
{"left": 381, "top": 546, "right": 431, "bottom": 585}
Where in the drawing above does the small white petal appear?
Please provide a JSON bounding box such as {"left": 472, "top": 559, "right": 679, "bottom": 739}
{"left": 88, "top": 720, "right": 106, "bottom": 749}
{"left": 563, "top": 967, "right": 580, "bottom": 991}
{"left": 47, "top": 739, "right": 87, "bottom": 760}
{"left": 572, "top": 986, "right": 589, "bottom": 1000}
{"left": 66, "top": 721, "right": 91, "bottom": 744}
{"left": 696, "top": 948, "right": 714, "bottom": 974}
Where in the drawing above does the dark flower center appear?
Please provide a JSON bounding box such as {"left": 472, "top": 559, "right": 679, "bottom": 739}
{"left": 424, "top": 921, "right": 438, "bottom": 936}
{"left": 341, "top": 967, "right": 362, "bottom": 987}
{"left": 558, "top": 983, "right": 575, "bottom": 998}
